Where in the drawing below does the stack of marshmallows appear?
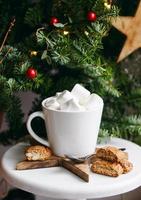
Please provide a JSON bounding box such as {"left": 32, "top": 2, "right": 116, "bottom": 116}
{"left": 44, "top": 84, "right": 103, "bottom": 111}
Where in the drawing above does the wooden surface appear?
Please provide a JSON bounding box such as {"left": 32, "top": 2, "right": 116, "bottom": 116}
{"left": 62, "top": 159, "right": 89, "bottom": 182}
{"left": 112, "top": 1, "right": 141, "bottom": 62}
{"left": 16, "top": 158, "right": 61, "bottom": 170}
{"left": 16, "top": 156, "right": 90, "bottom": 182}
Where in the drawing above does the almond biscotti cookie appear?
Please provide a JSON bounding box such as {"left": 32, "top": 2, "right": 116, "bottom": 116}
{"left": 96, "top": 146, "right": 128, "bottom": 162}
{"left": 25, "top": 145, "right": 52, "bottom": 161}
{"left": 91, "top": 159, "right": 123, "bottom": 177}
{"left": 118, "top": 159, "right": 133, "bottom": 173}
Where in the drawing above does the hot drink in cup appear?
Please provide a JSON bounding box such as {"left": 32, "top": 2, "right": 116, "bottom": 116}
{"left": 26, "top": 84, "right": 104, "bottom": 157}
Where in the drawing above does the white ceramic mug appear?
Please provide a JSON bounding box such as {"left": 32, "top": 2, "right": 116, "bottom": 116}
{"left": 26, "top": 98, "right": 103, "bottom": 157}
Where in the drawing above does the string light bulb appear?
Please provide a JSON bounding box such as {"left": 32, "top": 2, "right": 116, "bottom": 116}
{"left": 30, "top": 51, "right": 38, "bottom": 56}
{"left": 63, "top": 30, "right": 69, "bottom": 35}
{"left": 84, "top": 31, "right": 89, "bottom": 36}
{"left": 104, "top": 2, "right": 111, "bottom": 9}
{"left": 104, "top": 0, "right": 112, "bottom": 9}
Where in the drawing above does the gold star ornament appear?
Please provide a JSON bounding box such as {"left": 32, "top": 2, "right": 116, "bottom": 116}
{"left": 112, "top": 1, "right": 141, "bottom": 62}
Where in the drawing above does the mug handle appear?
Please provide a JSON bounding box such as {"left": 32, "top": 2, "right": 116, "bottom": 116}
{"left": 26, "top": 111, "right": 49, "bottom": 147}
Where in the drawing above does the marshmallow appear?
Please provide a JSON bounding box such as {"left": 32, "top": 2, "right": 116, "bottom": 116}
{"left": 57, "top": 90, "right": 74, "bottom": 105}
{"left": 47, "top": 104, "right": 60, "bottom": 110}
{"left": 60, "top": 99, "right": 85, "bottom": 111}
{"left": 44, "top": 97, "right": 56, "bottom": 106}
{"left": 71, "top": 84, "right": 90, "bottom": 105}
{"left": 44, "top": 97, "right": 60, "bottom": 110}
{"left": 44, "top": 84, "right": 104, "bottom": 112}
{"left": 85, "top": 93, "right": 103, "bottom": 110}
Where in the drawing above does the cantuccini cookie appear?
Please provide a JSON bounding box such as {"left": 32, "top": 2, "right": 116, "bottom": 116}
{"left": 118, "top": 159, "right": 133, "bottom": 173}
{"left": 91, "top": 146, "right": 133, "bottom": 177}
{"left": 25, "top": 145, "right": 52, "bottom": 161}
{"left": 91, "top": 159, "right": 123, "bottom": 177}
{"left": 90, "top": 157, "right": 133, "bottom": 175}
{"left": 96, "top": 146, "right": 128, "bottom": 162}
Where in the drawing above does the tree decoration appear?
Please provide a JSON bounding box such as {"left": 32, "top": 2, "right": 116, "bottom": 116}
{"left": 50, "top": 17, "right": 59, "bottom": 25}
{"left": 63, "top": 30, "right": 69, "bottom": 35}
{"left": 84, "top": 31, "right": 89, "bottom": 36}
{"left": 26, "top": 67, "right": 37, "bottom": 79}
{"left": 104, "top": 0, "right": 112, "bottom": 9}
{"left": 30, "top": 51, "right": 38, "bottom": 57}
{"left": 112, "top": 0, "right": 141, "bottom": 62}
{"left": 87, "top": 11, "right": 97, "bottom": 22}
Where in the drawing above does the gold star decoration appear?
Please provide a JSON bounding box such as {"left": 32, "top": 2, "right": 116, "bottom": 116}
{"left": 112, "top": 1, "right": 141, "bottom": 62}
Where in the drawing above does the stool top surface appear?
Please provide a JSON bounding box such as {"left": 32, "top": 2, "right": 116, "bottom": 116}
{"left": 1, "top": 138, "right": 141, "bottom": 199}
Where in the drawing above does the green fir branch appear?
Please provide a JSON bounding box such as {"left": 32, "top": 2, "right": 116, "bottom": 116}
{"left": 25, "top": 5, "right": 43, "bottom": 28}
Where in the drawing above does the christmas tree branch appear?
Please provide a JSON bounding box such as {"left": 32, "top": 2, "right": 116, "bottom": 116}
{"left": 0, "top": 47, "right": 12, "bottom": 64}
{"left": 0, "top": 17, "right": 16, "bottom": 52}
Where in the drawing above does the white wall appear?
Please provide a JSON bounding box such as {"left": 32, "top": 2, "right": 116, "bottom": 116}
{"left": 0, "top": 92, "right": 141, "bottom": 200}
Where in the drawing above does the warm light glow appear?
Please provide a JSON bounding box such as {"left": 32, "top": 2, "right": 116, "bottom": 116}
{"left": 104, "top": 2, "right": 111, "bottom": 9}
{"left": 84, "top": 31, "right": 89, "bottom": 36}
{"left": 30, "top": 51, "right": 38, "bottom": 56}
{"left": 63, "top": 31, "right": 69, "bottom": 35}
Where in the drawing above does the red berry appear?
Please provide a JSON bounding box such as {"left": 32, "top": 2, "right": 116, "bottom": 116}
{"left": 87, "top": 11, "right": 97, "bottom": 22}
{"left": 26, "top": 67, "right": 37, "bottom": 79}
{"left": 50, "top": 17, "right": 59, "bottom": 25}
